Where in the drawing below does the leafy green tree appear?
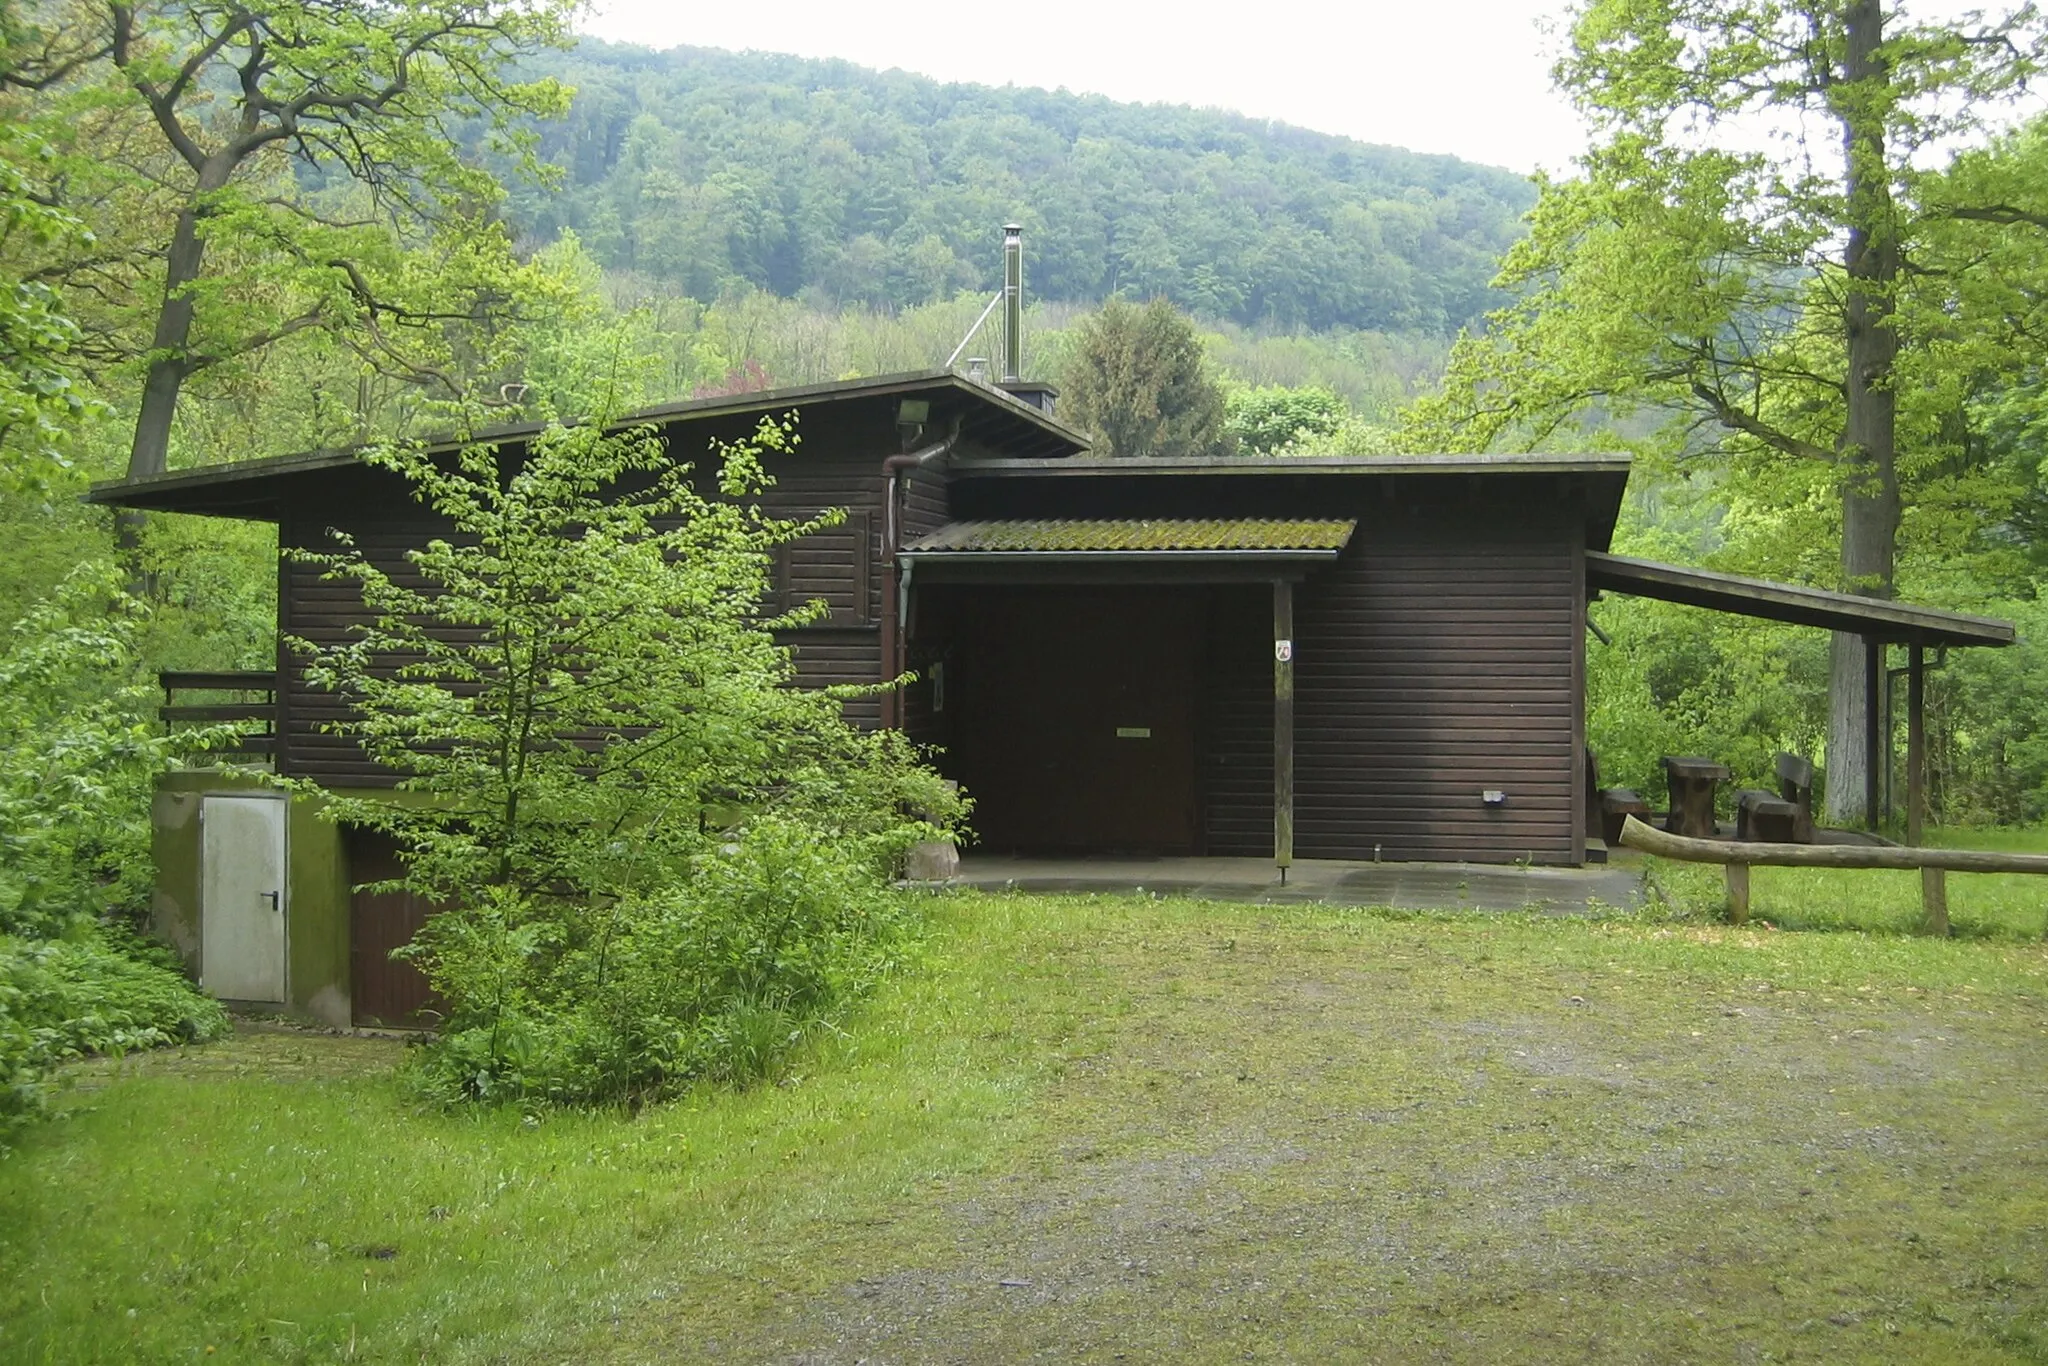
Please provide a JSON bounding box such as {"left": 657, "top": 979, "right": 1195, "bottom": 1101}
{"left": 0, "top": 563, "right": 226, "bottom": 937}
{"left": 1060, "top": 298, "right": 1228, "bottom": 459}
{"left": 1406, "top": 0, "right": 2047, "bottom": 823}
{"left": 290, "top": 411, "right": 962, "bottom": 1102}
{"left": 1224, "top": 385, "right": 1345, "bottom": 455}
{"left": 6, "top": 1, "right": 575, "bottom": 544}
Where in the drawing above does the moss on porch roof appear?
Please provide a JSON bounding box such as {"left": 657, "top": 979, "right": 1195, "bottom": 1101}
{"left": 905, "top": 519, "right": 1357, "bottom": 553}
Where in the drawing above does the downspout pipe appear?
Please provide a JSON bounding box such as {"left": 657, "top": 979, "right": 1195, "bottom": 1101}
{"left": 879, "top": 424, "right": 960, "bottom": 729}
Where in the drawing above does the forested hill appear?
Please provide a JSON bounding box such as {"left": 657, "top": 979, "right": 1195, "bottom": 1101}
{"left": 505, "top": 41, "right": 1537, "bottom": 335}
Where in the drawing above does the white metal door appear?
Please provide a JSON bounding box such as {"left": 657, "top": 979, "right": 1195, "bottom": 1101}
{"left": 201, "top": 795, "right": 287, "bottom": 1002}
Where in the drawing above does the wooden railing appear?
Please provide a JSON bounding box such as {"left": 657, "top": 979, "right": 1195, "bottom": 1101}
{"left": 1618, "top": 814, "right": 2048, "bottom": 937}
{"left": 158, "top": 670, "right": 278, "bottom": 762}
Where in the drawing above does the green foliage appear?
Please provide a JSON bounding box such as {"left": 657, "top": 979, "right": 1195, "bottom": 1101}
{"left": 291, "top": 412, "right": 961, "bottom": 1104}
{"left": 1937, "top": 597, "right": 2048, "bottom": 824}
{"left": 0, "top": 126, "right": 94, "bottom": 494}
{"left": 1223, "top": 385, "right": 1345, "bottom": 455}
{"left": 0, "top": 0, "right": 581, "bottom": 485}
{"left": 508, "top": 43, "right": 1535, "bottom": 336}
{"left": 1058, "top": 298, "right": 1228, "bottom": 459}
{"left": 0, "top": 563, "right": 226, "bottom": 937}
{"left": 1, "top": 927, "right": 230, "bottom": 1135}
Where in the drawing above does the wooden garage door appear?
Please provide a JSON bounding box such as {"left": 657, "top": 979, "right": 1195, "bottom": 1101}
{"left": 954, "top": 587, "right": 1202, "bottom": 853}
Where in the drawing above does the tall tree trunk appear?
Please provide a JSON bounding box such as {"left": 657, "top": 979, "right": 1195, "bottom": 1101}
{"left": 1824, "top": 0, "right": 1904, "bottom": 825}
{"left": 117, "top": 197, "right": 209, "bottom": 586}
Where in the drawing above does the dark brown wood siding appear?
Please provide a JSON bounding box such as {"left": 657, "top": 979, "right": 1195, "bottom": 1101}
{"left": 346, "top": 827, "right": 440, "bottom": 1027}
{"left": 899, "top": 466, "right": 952, "bottom": 747}
{"left": 1290, "top": 513, "right": 1580, "bottom": 864}
{"left": 275, "top": 406, "right": 906, "bottom": 781}
{"left": 1201, "top": 585, "right": 1273, "bottom": 856}
{"left": 279, "top": 500, "right": 443, "bottom": 786}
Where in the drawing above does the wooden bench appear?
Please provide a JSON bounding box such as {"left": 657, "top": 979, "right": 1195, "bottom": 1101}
{"left": 1662, "top": 756, "right": 1731, "bottom": 839}
{"left": 1735, "top": 788, "right": 1800, "bottom": 843}
{"left": 1775, "top": 751, "right": 1815, "bottom": 844}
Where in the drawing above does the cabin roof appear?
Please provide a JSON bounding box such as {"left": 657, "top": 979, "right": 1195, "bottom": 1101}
{"left": 85, "top": 370, "right": 1087, "bottom": 519}
{"left": 947, "top": 452, "right": 1632, "bottom": 477}
{"left": 1587, "top": 552, "right": 2017, "bottom": 648}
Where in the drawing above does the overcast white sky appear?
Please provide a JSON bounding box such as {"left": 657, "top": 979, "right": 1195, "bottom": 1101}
{"left": 579, "top": 0, "right": 1591, "bottom": 174}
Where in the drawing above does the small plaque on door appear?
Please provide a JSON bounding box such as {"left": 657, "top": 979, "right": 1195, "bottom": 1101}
{"left": 1116, "top": 726, "right": 1152, "bottom": 739}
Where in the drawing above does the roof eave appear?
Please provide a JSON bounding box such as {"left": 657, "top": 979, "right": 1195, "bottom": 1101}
{"left": 1588, "top": 552, "right": 2017, "bottom": 647}
{"left": 86, "top": 370, "right": 1090, "bottom": 514}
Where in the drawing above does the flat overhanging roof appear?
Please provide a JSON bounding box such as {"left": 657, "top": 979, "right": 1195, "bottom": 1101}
{"left": 948, "top": 451, "right": 1632, "bottom": 477}
{"left": 1587, "top": 552, "right": 2016, "bottom": 648}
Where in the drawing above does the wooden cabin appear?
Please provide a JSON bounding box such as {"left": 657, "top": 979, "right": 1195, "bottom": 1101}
{"left": 89, "top": 368, "right": 2014, "bottom": 1026}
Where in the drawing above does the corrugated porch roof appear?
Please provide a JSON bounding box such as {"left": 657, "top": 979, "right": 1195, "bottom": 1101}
{"left": 900, "top": 518, "right": 1356, "bottom": 584}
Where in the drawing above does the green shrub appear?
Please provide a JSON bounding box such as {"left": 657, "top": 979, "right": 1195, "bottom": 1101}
{"left": 1, "top": 930, "right": 230, "bottom": 1135}
{"left": 295, "top": 412, "right": 962, "bottom": 1107}
{"left": 409, "top": 817, "right": 918, "bottom": 1105}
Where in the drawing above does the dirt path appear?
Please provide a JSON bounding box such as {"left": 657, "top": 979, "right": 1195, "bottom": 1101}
{"left": 625, "top": 913, "right": 2048, "bottom": 1363}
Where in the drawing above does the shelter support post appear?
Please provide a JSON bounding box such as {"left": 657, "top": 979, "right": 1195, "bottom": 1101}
{"left": 1907, "top": 645, "right": 1950, "bottom": 936}
{"left": 1864, "top": 635, "right": 1882, "bottom": 833}
{"left": 1273, "top": 580, "right": 1294, "bottom": 883}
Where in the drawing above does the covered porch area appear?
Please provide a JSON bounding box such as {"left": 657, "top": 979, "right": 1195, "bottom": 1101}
{"left": 1586, "top": 552, "right": 2018, "bottom": 846}
{"left": 895, "top": 518, "right": 1355, "bottom": 871}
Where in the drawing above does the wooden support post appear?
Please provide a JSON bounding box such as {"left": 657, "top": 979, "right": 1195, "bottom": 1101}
{"left": 1726, "top": 863, "right": 1751, "bottom": 926}
{"left": 1865, "top": 636, "right": 1882, "bottom": 834}
{"left": 1907, "top": 645, "right": 1926, "bottom": 847}
{"left": 1907, "top": 646, "right": 1950, "bottom": 936}
{"left": 1273, "top": 579, "right": 1294, "bottom": 882}
{"left": 1922, "top": 868, "right": 1950, "bottom": 939}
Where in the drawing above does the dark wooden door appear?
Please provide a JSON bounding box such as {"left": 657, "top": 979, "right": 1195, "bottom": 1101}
{"left": 957, "top": 588, "right": 1201, "bottom": 853}
{"left": 346, "top": 828, "right": 442, "bottom": 1028}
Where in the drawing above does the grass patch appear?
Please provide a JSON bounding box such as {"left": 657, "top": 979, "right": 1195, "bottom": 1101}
{"left": 6, "top": 890, "right": 2048, "bottom": 1362}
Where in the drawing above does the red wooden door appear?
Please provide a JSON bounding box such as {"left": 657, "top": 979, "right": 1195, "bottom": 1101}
{"left": 956, "top": 587, "right": 1201, "bottom": 853}
{"left": 346, "top": 828, "right": 442, "bottom": 1028}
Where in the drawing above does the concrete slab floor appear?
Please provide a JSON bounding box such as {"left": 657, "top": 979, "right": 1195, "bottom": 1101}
{"left": 939, "top": 854, "right": 1647, "bottom": 914}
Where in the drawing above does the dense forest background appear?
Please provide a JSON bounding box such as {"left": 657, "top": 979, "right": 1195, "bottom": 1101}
{"left": 494, "top": 43, "right": 1535, "bottom": 336}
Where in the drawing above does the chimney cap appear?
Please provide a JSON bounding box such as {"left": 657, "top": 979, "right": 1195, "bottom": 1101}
{"left": 1003, "top": 222, "right": 1023, "bottom": 235}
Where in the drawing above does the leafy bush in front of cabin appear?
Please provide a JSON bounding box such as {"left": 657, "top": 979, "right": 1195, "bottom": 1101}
{"left": 411, "top": 816, "right": 921, "bottom": 1104}
{"left": 2, "top": 929, "right": 231, "bottom": 1136}
{"left": 294, "top": 411, "right": 964, "bottom": 1107}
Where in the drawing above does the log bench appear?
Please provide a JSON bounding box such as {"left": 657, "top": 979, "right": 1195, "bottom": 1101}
{"left": 1735, "top": 788, "right": 1800, "bottom": 843}
{"left": 1599, "top": 788, "right": 1651, "bottom": 847}
{"left": 1775, "top": 751, "right": 1816, "bottom": 844}
{"left": 1662, "top": 756, "right": 1731, "bottom": 839}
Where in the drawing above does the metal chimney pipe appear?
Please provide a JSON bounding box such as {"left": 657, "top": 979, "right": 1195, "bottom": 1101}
{"left": 1002, "top": 223, "right": 1023, "bottom": 384}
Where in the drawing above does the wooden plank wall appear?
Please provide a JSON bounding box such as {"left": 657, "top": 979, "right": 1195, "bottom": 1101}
{"left": 1291, "top": 511, "right": 1580, "bottom": 864}
{"left": 898, "top": 466, "right": 952, "bottom": 748}
{"left": 1201, "top": 585, "right": 1274, "bottom": 855}
{"left": 756, "top": 450, "right": 887, "bottom": 730}
{"left": 278, "top": 505, "right": 442, "bottom": 786}
{"left": 275, "top": 411, "right": 907, "bottom": 783}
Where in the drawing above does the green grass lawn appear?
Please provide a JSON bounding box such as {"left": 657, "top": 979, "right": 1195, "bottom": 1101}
{"left": 6, "top": 874, "right": 2048, "bottom": 1363}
